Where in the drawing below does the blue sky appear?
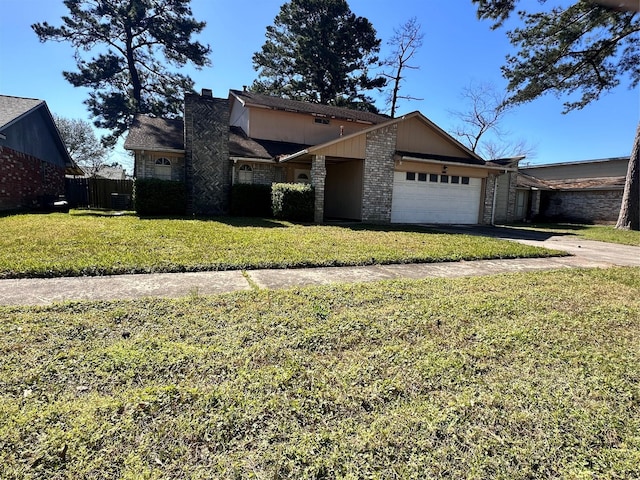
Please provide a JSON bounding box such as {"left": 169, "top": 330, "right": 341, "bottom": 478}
{"left": 1, "top": 0, "right": 638, "bottom": 173}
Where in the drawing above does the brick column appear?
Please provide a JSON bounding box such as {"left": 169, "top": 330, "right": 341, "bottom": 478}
{"left": 362, "top": 124, "right": 397, "bottom": 223}
{"left": 505, "top": 171, "right": 518, "bottom": 222}
{"left": 311, "top": 155, "right": 326, "bottom": 223}
{"left": 482, "top": 174, "right": 497, "bottom": 225}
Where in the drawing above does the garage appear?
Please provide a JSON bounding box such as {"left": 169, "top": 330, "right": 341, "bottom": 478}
{"left": 390, "top": 171, "right": 482, "bottom": 224}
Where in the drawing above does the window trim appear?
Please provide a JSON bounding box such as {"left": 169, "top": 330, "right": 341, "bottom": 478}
{"left": 154, "top": 157, "right": 172, "bottom": 180}
{"left": 238, "top": 163, "right": 254, "bottom": 184}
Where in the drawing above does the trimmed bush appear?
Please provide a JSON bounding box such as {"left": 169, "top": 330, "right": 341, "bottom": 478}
{"left": 230, "top": 183, "right": 273, "bottom": 217}
{"left": 134, "top": 179, "right": 186, "bottom": 216}
{"left": 271, "top": 182, "right": 314, "bottom": 222}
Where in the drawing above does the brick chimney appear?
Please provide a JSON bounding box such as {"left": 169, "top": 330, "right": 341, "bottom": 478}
{"left": 184, "top": 93, "right": 230, "bottom": 215}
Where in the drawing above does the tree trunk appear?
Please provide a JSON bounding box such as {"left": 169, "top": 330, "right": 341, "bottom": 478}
{"left": 615, "top": 121, "right": 640, "bottom": 230}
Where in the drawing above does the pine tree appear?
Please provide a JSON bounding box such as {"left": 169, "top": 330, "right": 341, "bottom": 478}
{"left": 33, "top": 0, "right": 211, "bottom": 146}
{"left": 473, "top": 0, "right": 639, "bottom": 229}
{"left": 251, "top": 0, "right": 385, "bottom": 111}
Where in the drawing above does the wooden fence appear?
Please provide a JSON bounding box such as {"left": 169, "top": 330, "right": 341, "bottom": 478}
{"left": 66, "top": 178, "right": 134, "bottom": 210}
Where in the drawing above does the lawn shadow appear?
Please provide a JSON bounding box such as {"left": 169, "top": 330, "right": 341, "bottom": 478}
{"left": 70, "top": 209, "right": 136, "bottom": 218}
{"left": 426, "top": 224, "right": 576, "bottom": 242}
{"left": 136, "top": 215, "right": 290, "bottom": 228}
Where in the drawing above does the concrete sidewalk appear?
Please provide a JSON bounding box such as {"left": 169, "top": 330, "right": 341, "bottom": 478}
{"left": 1, "top": 230, "right": 638, "bottom": 306}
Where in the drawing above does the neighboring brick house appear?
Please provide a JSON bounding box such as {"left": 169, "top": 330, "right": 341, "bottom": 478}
{"left": 125, "top": 89, "right": 511, "bottom": 223}
{"left": 516, "top": 157, "right": 629, "bottom": 223}
{"left": 0, "top": 95, "right": 80, "bottom": 211}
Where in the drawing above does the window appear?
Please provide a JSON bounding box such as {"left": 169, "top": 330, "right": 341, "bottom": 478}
{"left": 295, "top": 169, "right": 311, "bottom": 184}
{"left": 418, "top": 173, "right": 427, "bottom": 182}
{"left": 461, "top": 176, "right": 470, "bottom": 185}
{"left": 429, "top": 174, "right": 438, "bottom": 182}
{"left": 406, "top": 172, "right": 416, "bottom": 181}
{"left": 238, "top": 164, "right": 253, "bottom": 184}
{"left": 315, "top": 118, "right": 330, "bottom": 125}
{"left": 440, "top": 175, "right": 449, "bottom": 183}
{"left": 451, "top": 176, "right": 460, "bottom": 184}
{"left": 154, "top": 157, "right": 172, "bottom": 180}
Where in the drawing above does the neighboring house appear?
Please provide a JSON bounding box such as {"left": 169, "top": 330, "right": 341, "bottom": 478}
{"left": 516, "top": 157, "right": 629, "bottom": 223}
{"left": 125, "top": 88, "right": 514, "bottom": 224}
{"left": 76, "top": 164, "right": 127, "bottom": 180}
{"left": 0, "top": 95, "right": 81, "bottom": 211}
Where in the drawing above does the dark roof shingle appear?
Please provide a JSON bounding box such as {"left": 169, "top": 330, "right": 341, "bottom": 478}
{"left": 230, "top": 89, "right": 389, "bottom": 125}
{"left": 0, "top": 95, "right": 44, "bottom": 130}
{"left": 229, "top": 126, "right": 309, "bottom": 160}
{"left": 124, "top": 115, "right": 184, "bottom": 151}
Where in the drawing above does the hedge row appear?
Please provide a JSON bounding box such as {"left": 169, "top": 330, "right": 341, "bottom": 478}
{"left": 134, "top": 179, "right": 186, "bottom": 216}
{"left": 271, "top": 183, "right": 314, "bottom": 222}
{"left": 134, "top": 180, "right": 314, "bottom": 222}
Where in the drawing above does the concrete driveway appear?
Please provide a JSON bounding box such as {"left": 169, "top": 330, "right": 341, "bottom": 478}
{"left": 432, "top": 225, "right": 640, "bottom": 267}
{"left": 1, "top": 226, "right": 638, "bottom": 306}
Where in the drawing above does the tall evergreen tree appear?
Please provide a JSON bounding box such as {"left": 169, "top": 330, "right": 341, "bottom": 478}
{"left": 251, "top": 0, "right": 385, "bottom": 111}
{"left": 33, "top": 0, "right": 211, "bottom": 146}
{"left": 472, "top": 0, "right": 640, "bottom": 229}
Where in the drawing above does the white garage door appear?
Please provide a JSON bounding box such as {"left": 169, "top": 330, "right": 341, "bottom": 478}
{"left": 391, "top": 171, "right": 482, "bottom": 224}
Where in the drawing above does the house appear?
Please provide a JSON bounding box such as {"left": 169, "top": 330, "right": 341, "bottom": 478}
{"left": 516, "top": 157, "right": 629, "bottom": 223}
{"left": 75, "top": 164, "right": 128, "bottom": 180}
{"left": 125, "top": 89, "right": 513, "bottom": 224}
{"left": 0, "top": 95, "right": 81, "bottom": 211}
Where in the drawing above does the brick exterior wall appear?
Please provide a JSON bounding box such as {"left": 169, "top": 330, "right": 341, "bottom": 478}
{"left": 0, "top": 145, "right": 65, "bottom": 210}
{"left": 541, "top": 190, "right": 623, "bottom": 223}
{"left": 311, "top": 155, "right": 326, "bottom": 223}
{"left": 362, "top": 124, "right": 397, "bottom": 222}
{"left": 233, "top": 162, "right": 284, "bottom": 185}
{"left": 184, "top": 94, "right": 231, "bottom": 215}
{"left": 136, "top": 153, "right": 185, "bottom": 181}
{"left": 481, "top": 175, "right": 497, "bottom": 225}
{"left": 505, "top": 172, "right": 518, "bottom": 222}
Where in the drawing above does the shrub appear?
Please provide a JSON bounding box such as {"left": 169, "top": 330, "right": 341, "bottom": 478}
{"left": 230, "top": 184, "right": 272, "bottom": 217}
{"left": 134, "top": 179, "right": 186, "bottom": 216}
{"left": 271, "top": 183, "right": 314, "bottom": 222}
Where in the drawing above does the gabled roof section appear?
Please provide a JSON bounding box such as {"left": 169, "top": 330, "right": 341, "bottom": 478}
{"left": 229, "top": 89, "right": 389, "bottom": 125}
{"left": 124, "top": 115, "right": 185, "bottom": 152}
{"left": 396, "top": 111, "right": 485, "bottom": 164}
{"left": 280, "top": 111, "right": 487, "bottom": 167}
{"left": 0, "top": 95, "right": 44, "bottom": 131}
{"left": 0, "top": 95, "right": 79, "bottom": 174}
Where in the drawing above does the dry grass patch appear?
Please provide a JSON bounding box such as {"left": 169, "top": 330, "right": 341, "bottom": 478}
{"left": 0, "top": 268, "right": 639, "bottom": 478}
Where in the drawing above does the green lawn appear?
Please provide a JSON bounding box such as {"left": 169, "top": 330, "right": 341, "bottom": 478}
{"left": 1, "top": 268, "right": 639, "bottom": 478}
{"left": 0, "top": 211, "right": 561, "bottom": 278}
{"left": 513, "top": 223, "right": 640, "bottom": 246}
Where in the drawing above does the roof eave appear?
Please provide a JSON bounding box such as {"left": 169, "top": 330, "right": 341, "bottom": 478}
{"left": 231, "top": 156, "right": 276, "bottom": 164}
{"left": 124, "top": 145, "right": 185, "bottom": 154}
{"left": 400, "top": 154, "right": 515, "bottom": 172}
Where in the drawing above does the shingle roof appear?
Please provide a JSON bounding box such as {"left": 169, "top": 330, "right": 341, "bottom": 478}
{"left": 395, "top": 150, "right": 486, "bottom": 166}
{"left": 124, "top": 115, "right": 184, "bottom": 151}
{"left": 229, "top": 126, "right": 309, "bottom": 160}
{"left": 516, "top": 173, "right": 626, "bottom": 190}
{"left": 0, "top": 95, "right": 44, "bottom": 130}
{"left": 230, "top": 89, "right": 389, "bottom": 125}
